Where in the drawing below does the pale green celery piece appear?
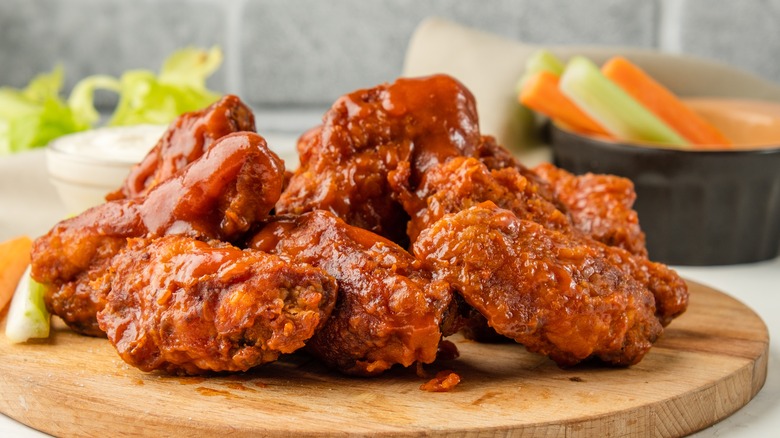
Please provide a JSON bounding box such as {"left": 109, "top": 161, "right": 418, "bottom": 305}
{"left": 516, "top": 49, "right": 566, "bottom": 93}
{"left": 5, "top": 267, "right": 51, "bottom": 343}
{"left": 0, "top": 67, "right": 88, "bottom": 154}
{"left": 559, "top": 56, "right": 689, "bottom": 147}
{"left": 67, "top": 75, "right": 122, "bottom": 127}
{"left": 0, "top": 91, "right": 36, "bottom": 152}
{"left": 21, "top": 65, "right": 64, "bottom": 102}
{"left": 68, "top": 46, "right": 223, "bottom": 127}
{"left": 106, "top": 46, "right": 223, "bottom": 126}
{"left": 527, "top": 49, "right": 565, "bottom": 76}
{"left": 0, "top": 47, "right": 223, "bottom": 154}
{"left": 105, "top": 70, "right": 173, "bottom": 126}
{"left": 0, "top": 119, "right": 9, "bottom": 153}
{"left": 0, "top": 88, "right": 39, "bottom": 119}
{"left": 159, "top": 46, "right": 223, "bottom": 88}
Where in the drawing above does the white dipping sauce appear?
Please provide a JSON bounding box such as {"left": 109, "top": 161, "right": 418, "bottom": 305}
{"left": 46, "top": 124, "right": 167, "bottom": 213}
{"left": 48, "top": 124, "right": 167, "bottom": 164}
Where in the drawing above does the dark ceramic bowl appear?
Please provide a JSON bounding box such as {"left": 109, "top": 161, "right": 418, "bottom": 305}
{"left": 550, "top": 125, "right": 780, "bottom": 265}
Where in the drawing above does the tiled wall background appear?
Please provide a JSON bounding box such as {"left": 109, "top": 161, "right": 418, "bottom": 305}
{"left": 2, "top": 0, "right": 779, "bottom": 127}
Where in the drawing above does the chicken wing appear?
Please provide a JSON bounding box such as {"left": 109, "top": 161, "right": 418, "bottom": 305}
{"left": 533, "top": 163, "right": 647, "bottom": 257}
{"left": 31, "top": 131, "right": 284, "bottom": 335}
{"left": 107, "top": 94, "right": 256, "bottom": 200}
{"left": 248, "top": 210, "right": 453, "bottom": 376}
{"left": 413, "top": 202, "right": 664, "bottom": 366}
{"left": 393, "top": 156, "right": 572, "bottom": 243}
{"left": 276, "top": 74, "right": 483, "bottom": 244}
{"left": 96, "top": 235, "right": 337, "bottom": 375}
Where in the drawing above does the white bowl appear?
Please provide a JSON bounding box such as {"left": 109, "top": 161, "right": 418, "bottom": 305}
{"left": 46, "top": 125, "right": 167, "bottom": 213}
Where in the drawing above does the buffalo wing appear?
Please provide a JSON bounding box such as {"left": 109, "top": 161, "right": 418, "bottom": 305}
{"left": 249, "top": 210, "right": 453, "bottom": 376}
{"left": 96, "top": 235, "right": 337, "bottom": 375}
{"left": 413, "top": 202, "right": 664, "bottom": 366}
{"left": 31, "top": 130, "right": 284, "bottom": 335}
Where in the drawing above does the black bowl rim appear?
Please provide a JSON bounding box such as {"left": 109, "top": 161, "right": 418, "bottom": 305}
{"left": 550, "top": 124, "right": 780, "bottom": 157}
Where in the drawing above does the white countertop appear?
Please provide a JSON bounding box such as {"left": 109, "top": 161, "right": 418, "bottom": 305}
{"left": 1, "top": 145, "right": 777, "bottom": 437}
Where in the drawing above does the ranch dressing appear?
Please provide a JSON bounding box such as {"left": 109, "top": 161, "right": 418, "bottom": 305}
{"left": 49, "top": 124, "right": 167, "bottom": 163}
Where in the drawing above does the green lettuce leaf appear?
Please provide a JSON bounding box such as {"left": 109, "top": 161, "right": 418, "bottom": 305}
{"left": 0, "top": 67, "right": 89, "bottom": 154}
{"left": 0, "top": 46, "right": 223, "bottom": 155}
{"left": 106, "top": 46, "right": 223, "bottom": 126}
{"left": 67, "top": 74, "right": 122, "bottom": 127}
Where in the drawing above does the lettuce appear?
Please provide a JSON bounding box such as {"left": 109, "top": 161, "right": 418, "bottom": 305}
{"left": 0, "top": 46, "right": 223, "bottom": 155}
{"left": 0, "top": 67, "right": 89, "bottom": 154}
{"left": 106, "top": 46, "right": 223, "bottom": 126}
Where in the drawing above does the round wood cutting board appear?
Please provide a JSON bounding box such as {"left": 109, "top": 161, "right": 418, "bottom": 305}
{"left": 0, "top": 280, "right": 769, "bottom": 437}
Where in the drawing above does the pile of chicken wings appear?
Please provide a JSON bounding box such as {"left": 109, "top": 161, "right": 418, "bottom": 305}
{"left": 30, "top": 75, "right": 688, "bottom": 377}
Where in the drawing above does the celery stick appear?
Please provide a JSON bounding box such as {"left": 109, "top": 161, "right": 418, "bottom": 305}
{"left": 527, "top": 49, "right": 565, "bottom": 77}
{"left": 5, "top": 267, "right": 51, "bottom": 343}
{"left": 559, "top": 56, "right": 689, "bottom": 147}
{"left": 516, "top": 49, "right": 566, "bottom": 93}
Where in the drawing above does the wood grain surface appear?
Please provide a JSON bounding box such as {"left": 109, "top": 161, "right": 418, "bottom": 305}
{"left": 0, "top": 280, "right": 768, "bottom": 438}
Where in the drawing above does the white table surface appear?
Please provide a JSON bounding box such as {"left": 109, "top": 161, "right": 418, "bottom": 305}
{"left": 1, "top": 144, "right": 778, "bottom": 437}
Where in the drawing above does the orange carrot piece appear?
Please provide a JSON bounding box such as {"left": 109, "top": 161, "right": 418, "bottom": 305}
{"left": 0, "top": 236, "right": 32, "bottom": 314}
{"left": 520, "top": 71, "right": 610, "bottom": 136}
{"left": 602, "top": 56, "right": 731, "bottom": 147}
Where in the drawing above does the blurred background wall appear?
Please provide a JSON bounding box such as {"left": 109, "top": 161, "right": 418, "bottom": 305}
{"left": 1, "top": 0, "right": 778, "bottom": 132}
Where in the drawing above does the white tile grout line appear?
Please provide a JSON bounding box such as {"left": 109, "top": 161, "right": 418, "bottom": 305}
{"left": 224, "top": 0, "right": 247, "bottom": 97}
{"left": 658, "top": 0, "right": 684, "bottom": 54}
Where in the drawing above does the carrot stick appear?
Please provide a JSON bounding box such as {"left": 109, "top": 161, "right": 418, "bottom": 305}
{"left": 520, "top": 71, "right": 611, "bottom": 136}
{"left": 0, "top": 236, "right": 32, "bottom": 314}
{"left": 561, "top": 56, "right": 688, "bottom": 147}
{"left": 602, "top": 56, "right": 731, "bottom": 147}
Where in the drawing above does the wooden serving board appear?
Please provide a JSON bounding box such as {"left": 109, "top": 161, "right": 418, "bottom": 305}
{"left": 0, "top": 280, "right": 768, "bottom": 438}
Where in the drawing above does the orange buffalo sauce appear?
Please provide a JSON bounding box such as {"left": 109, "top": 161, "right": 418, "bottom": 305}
{"left": 684, "top": 98, "right": 780, "bottom": 149}
{"left": 420, "top": 370, "right": 462, "bottom": 392}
